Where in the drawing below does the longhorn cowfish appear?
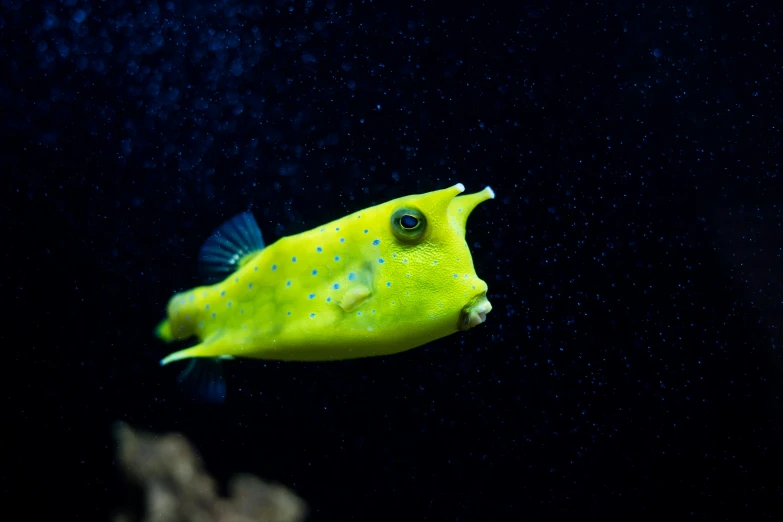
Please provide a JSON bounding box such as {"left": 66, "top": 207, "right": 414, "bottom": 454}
{"left": 155, "top": 183, "right": 495, "bottom": 399}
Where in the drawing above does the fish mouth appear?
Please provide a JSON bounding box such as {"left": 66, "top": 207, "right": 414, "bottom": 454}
{"left": 458, "top": 294, "right": 493, "bottom": 331}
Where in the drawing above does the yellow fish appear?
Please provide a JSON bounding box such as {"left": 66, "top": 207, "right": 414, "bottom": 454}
{"left": 156, "top": 183, "right": 494, "bottom": 374}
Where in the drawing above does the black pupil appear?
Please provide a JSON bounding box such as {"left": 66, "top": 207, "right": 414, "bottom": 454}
{"left": 400, "top": 215, "right": 419, "bottom": 229}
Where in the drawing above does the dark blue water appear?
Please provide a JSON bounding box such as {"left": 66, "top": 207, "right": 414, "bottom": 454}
{"left": 4, "top": 1, "right": 782, "bottom": 520}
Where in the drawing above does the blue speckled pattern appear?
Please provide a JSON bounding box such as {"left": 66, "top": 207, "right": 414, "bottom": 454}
{"left": 3, "top": 1, "right": 782, "bottom": 521}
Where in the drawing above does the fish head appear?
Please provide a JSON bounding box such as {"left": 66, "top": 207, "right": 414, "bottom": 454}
{"left": 373, "top": 183, "right": 495, "bottom": 334}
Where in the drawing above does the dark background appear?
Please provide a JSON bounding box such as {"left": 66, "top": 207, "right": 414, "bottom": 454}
{"left": 3, "top": 0, "right": 782, "bottom": 520}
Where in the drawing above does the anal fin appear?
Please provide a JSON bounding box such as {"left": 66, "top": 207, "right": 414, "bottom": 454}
{"left": 177, "top": 359, "right": 226, "bottom": 405}
{"left": 160, "top": 332, "right": 230, "bottom": 404}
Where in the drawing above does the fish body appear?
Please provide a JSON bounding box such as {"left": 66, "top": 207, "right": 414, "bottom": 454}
{"left": 157, "top": 183, "right": 494, "bottom": 365}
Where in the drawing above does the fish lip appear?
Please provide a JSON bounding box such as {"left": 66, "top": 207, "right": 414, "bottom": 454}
{"left": 458, "top": 294, "right": 492, "bottom": 331}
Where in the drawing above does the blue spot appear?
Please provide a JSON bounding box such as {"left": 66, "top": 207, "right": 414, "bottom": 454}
{"left": 221, "top": 290, "right": 226, "bottom": 296}
{"left": 348, "top": 272, "right": 356, "bottom": 281}
{"left": 386, "top": 282, "right": 391, "bottom": 287}
{"left": 453, "top": 274, "right": 458, "bottom": 278}
{"left": 335, "top": 227, "right": 340, "bottom": 231}
{"left": 364, "top": 229, "right": 368, "bottom": 234}
{"left": 272, "top": 264, "right": 277, "bottom": 270}
{"left": 340, "top": 238, "right": 345, "bottom": 243}
{"left": 378, "top": 258, "right": 385, "bottom": 264}
{"left": 309, "top": 293, "right": 315, "bottom": 299}
{"left": 334, "top": 256, "right": 340, "bottom": 261}
{"left": 228, "top": 301, "right": 232, "bottom": 307}
{"left": 327, "top": 297, "right": 331, "bottom": 302}
{"left": 254, "top": 266, "right": 258, "bottom": 271}
{"left": 212, "top": 312, "right": 216, "bottom": 318}
{"left": 72, "top": 10, "right": 86, "bottom": 24}
{"left": 373, "top": 239, "right": 380, "bottom": 246}
{"left": 312, "top": 269, "right": 318, "bottom": 275}
{"left": 372, "top": 309, "right": 376, "bottom": 313}
{"left": 199, "top": 322, "right": 204, "bottom": 328}
{"left": 433, "top": 260, "right": 438, "bottom": 264}
{"left": 403, "top": 259, "right": 408, "bottom": 263}
{"left": 392, "top": 253, "right": 397, "bottom": 258}
{"left": 248, "top": 283, "right": 253, "bottom": 289}
{"left": 287, "top": 311, "right": 291, "bottom": 315}
{"left": 310, "top": 313, "right": 316, "bottom": 318}
{"left": 317, "top": 246, "right": 323, "bottom": 252}
{"left": 357, "top": 215, "right": 361, "bottom": 218}
{"left": 286, "top": 281, "right": 291, "bottom": 286}
{"left": 205, "top": 304, "right": 210, "bottom": 310}
{"left": 357, "top": 312, "right": 362, "bottom": 316}
{"left": 240, "top": 309, "right": 245, "bottom": 314}
{"left": 292, "top": 257, "right": 297, "bottom": 262}
{"left": 333, "top": 283, "right": 340, "bottom": 289}
{"left": 653, "top": 48, "right": 663, "bottom": 58}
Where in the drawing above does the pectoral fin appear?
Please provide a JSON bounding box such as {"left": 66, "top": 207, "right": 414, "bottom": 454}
{"left": 338, "top": 284, "right": 372, "bottom": 313}
{"left": 337, "top": 262, "right": 374, "bottom": 313}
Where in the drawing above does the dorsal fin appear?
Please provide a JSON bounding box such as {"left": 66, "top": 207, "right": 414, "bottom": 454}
{"left": 198, "top": 211, "right": 265, "bottom": 284}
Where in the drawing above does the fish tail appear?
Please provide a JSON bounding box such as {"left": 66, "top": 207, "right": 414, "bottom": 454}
{"left": 155, "top": 319, "right": 174, "bottom": 342}
{"left": 159, "top": 290, "right": 199, "bottom": 341}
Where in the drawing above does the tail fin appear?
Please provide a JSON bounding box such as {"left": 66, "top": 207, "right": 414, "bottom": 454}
{"left": 155, "top": 319, "right": 174, "bottom": 342}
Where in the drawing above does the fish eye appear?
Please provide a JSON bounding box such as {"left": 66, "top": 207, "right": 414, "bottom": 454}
{"left": 400, "top": 214, "right": 419, "bottom": 229}
{"left": 390, "top": 207, "right": 427, "bottom": 242}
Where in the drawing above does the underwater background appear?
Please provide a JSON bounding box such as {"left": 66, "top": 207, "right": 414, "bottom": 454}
{"left": 3, "top": 0, "right": 782, "bottom": 520}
